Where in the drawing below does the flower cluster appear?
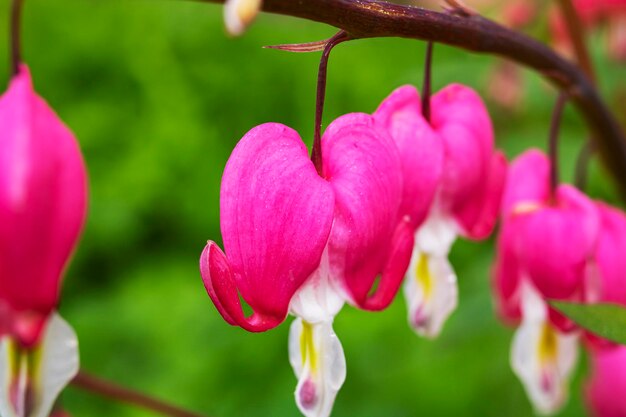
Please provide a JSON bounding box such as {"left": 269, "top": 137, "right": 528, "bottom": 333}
{"left": 493, "top": 149, "right": 626, "bottom": 415}
{"left": 200, "top": 83, "right": 507, "bottom": 416}
{"left": 0, "top": 66, "right": 87, "bottom": 417}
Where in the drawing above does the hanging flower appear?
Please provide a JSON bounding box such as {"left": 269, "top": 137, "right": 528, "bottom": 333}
{"left": 0, "top": 65, "right": 87, "bottom": 417}
{"left": 201, "top": 113, "right": 410, "bottom": 417}
{"left": 374, "top": 84, "right": 506, "bottom": 338}
{"left": 493, "top": 149, "right": 599, "bottom": 414}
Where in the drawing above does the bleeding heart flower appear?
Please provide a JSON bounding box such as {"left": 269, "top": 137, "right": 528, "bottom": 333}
{"left": 0, "top": 66, "right": 86, "bottom": 417}
{"left": 374, "top": 84, "right": 506, "bottom": 338}
{"left": 201, "top": 113, "right": 409, "bottom": 417}
{"left": 586, "top": 346, "right": 626, "bottom": 417}
{"left": 493, "top": 149, "right": 599, "bottom": 414}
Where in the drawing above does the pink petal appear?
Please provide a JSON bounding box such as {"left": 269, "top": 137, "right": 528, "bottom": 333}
{"left": 586, "top": 346, "right": 626, "bottom": 417}
{"left": 0, "top": 66, "right": 87, "bottom": 323}
{"left": 492, "top": 218, "right": 523, "bottom": 325}
{"left": 502, "top": 149, "right": 551, "bottom": 216}
{"left": 595, "top": 202, "right": 626, "bottom": 305}
{"left": 431, "top": 84, "right": 494, "bottom": 214}
{"left": 321, "top": 113, "right": 409, "bottom": 310}
{"left": 517, "top": 185, "right": 599, "bottom": 299}
{"left": 454, "top": 151, "right": 507, "bottom": 239}
{"left": 200, "top": 123, "right": 334, "bottom": 332}
{"left": 360, "top": 216, "right": 414, "bottom": 311}
{"left": 373, "top": 85, "right": 443, "bottom": 228}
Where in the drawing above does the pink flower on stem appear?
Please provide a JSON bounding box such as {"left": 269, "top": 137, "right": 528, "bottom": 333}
{"left": 493, "top": 149, "right": 599, "bottom": 414}
{"left": 201, "top": 113, "right": 410, "bottom": 417}
{"left": 374, "top": 84, "right": 506, "bottom": 338}
{"left": 0, "top": 66, "right": 87, "bottom": 417}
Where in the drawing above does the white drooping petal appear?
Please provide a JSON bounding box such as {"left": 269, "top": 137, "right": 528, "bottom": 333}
{"left": 511, "top": 284, "right": 579, "bottom": 415}
{"left": 414, "top": 212, "right": 458, "bottom": 257}
{"left": 403, "top": 242, "right": 458, "bottom": 338}
{"left": 224, "top": 0, "right": 262, "bottom": 36}
{"left": 288, "top": 318, "right": 346, "bottom": 417}
{"left": 290, "top": 247, "right": 345, "bottom": 324}
{"left": 0, "top": 313, "right": 79, "bottom": 417}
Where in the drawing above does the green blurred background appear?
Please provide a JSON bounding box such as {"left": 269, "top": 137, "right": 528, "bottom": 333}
{"left": 0, "top": 0, "right": 624, "bottom": 416}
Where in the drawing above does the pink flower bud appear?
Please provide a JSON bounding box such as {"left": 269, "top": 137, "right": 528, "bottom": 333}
{"left": 0, "top": 66, "right": 87, "bottom": 347}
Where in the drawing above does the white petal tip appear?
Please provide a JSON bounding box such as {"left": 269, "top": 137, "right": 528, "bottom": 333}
{"left": 511, "top": 286, "right": 579, "bottom": 416}
{"left": 404, "top": 248, "right": 458, "bottom": 340}
{"left": 289, "top": 319, "right": 346, "bottom": 417}
{"left": 0, "top": 313, "right": 79, "bottom": 417}
{"left": 224, "top": 0, "right": 262, "bottom": 36}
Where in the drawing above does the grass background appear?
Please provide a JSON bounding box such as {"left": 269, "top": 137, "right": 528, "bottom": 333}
{"left": 0, "top": 0, "right": 624, "bottom": 416}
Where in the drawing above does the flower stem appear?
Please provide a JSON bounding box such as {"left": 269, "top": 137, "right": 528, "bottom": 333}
{"left": 71, "top": 371, "right": 207, "bottom": 417}
{"left": 549, "top": 93, "right": 569, "bottom": 199}
{"left": 556, "top": 0, "right": 595, "bottom": 83}
{"left": 421, "top": 41, "right": 434, "bottom": 123}
{"left": 310, "top": 30, "right": 350, "bottom": 175}
{"left": 10, "top": 0, "right": 25, "bottom": 76}
{"left": 575, "top": 139, "right": 596, "bottom": 191}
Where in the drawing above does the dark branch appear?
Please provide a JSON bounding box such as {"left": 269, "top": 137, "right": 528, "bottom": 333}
{"left": 193, "top": 0, "right": 626, "bottom": 198}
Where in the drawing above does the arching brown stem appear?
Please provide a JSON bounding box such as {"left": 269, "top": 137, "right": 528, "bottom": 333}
{"left": 192, "top": 0, "right": 626, "bottom": 198}
{"left": 71, "top": 372, "right": 207, "bottom": 417}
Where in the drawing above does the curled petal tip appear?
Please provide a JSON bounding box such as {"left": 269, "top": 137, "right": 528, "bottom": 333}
{"left": 200, "top": 242, "right": 283, "bottom": 332}
{"left": 359, "top": 217, "right": 414, "bottom": 311}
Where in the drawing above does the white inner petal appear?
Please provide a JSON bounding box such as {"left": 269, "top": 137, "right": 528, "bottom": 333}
{"left": 511, "top": 283, "right": 579, "bottom": 415}
{"left": 0, "top": 313, "right": 79, "bottom": 417}
{"left": 403, "top": 242, "right": 458, "bottom": 339}
{"left": 224, "top": 0, "right": 262, "bottom": 36}
{"left": 288, "top": 318, "right": 346, "bottom": 417}
{"left": 290, "top": 247, "right": 345, "bottom": 324}
{"left": 415, "top": 211, "right": 458, "bottom": 257}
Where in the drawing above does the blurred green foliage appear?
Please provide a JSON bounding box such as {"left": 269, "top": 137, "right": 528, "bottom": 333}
{"left": 0, "top": 0, "right": 624, "bottom": 416}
